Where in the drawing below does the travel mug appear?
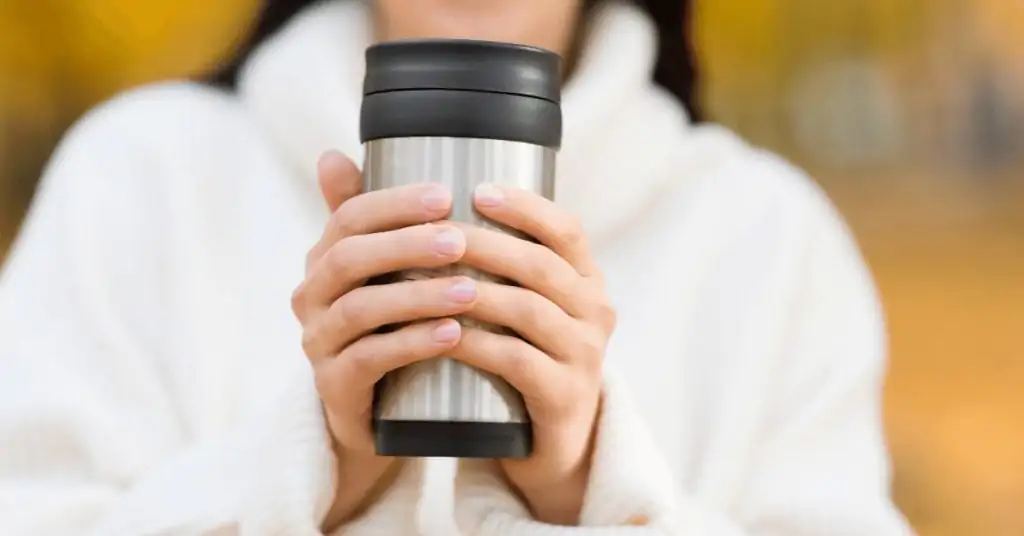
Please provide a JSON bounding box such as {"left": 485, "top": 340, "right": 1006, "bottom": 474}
{"left": 360, "top": 39, "right": 562, "bottom": 458}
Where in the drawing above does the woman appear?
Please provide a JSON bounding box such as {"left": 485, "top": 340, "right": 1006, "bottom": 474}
{"left": 0, "top": 0, "right": 913, "bottom": 534}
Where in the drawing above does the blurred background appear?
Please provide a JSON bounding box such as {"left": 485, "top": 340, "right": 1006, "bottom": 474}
{"left": 1, "top": 1, "right": 1022, "bottom": 534}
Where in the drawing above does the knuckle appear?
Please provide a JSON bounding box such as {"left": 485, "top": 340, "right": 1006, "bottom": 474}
{"left": 556, "top": 215, "right": 585, "bottom": 249}
{"left": 301, "top": 324, "right": 324, "bottom": 360}
{"left": 326, "top": 241, "right": 346, "bottom": 270}
{"left": 345, "top": 346, "right": 379, "bottom": 379}
{"left": 326, "top": 239, "right": 354, "bottom": 275}
{"left": 526, "top": 255, "right": 550, "bottom": 284}
{"left": 581, "top": 336, "right": 602, "bottom": 368}
{"left": 332, "top": 292, "right": 362, "bottom": 331}
{"left": 505, "top": 339, "right": 538, "bottom": 382}
{"left": 388, "top": 282, "right": 423, "bottom": 315}
{"left": 594, "top": 302, "right": 617, "bottom": 332}
{"left": 527, "top": 251, "right": 563, "bottom": 290}
{"left": 290, "top": 283, "right": 309, "bottom": 319}
{"left": 329, "top": 205, "right": 361, "bottom": 240}
{"left": 575, "top": 330, "right": 607, "bottom": 372}
{"left": 520, "top": 293, "right": 548, "bottom": 330}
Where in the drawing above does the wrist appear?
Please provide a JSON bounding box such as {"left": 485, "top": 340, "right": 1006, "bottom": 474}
{"left": 321, "top": 448, "right": 400, "bottom": 532}
{"left": 508, "top": 402, "right": 602, "bottom": 525}
{"left": 515, "top": 461, "right": 591, "bottom": 526}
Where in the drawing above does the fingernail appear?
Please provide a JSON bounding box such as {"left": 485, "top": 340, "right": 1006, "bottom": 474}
{"left": 433, "top": 227, "right": 465, "bottom": 255}
{"left": 433, "top": 320, "right": 461, "bottom": 343}
{"left": 421, "top": 184, "right": 451, "bottom": 211}
{"left": 474, "top": 184, "right": 504, "bottom": 207}
{"left": 317, "top": 150, "right": 345, "bottom": 170}
{"left": 445, "top": 277, "right": 477, "bottom": 303}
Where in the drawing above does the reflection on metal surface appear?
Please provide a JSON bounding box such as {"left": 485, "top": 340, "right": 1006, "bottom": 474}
{"left": 365, "top": 137, "right": 554, "bottom": 424}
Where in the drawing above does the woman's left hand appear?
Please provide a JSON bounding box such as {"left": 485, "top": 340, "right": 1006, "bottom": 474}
{"left": 447, "top": 184, "right": 617, "bottom": 525}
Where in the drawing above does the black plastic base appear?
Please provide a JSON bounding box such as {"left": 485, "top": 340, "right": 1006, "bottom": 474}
{"left": 373, "top": 419, "right": 532, "bottom": 459}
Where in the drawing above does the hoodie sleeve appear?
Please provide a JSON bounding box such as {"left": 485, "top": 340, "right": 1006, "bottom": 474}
{"left": 452, "top": 179, "right": 913, "bottom": 535}
{"left": 0, "top": 86, "right": 348, "bottom": 536}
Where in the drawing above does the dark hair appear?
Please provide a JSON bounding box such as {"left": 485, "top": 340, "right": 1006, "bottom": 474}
{"left": 208, "top": 0, "right": 702, "bottom": 121}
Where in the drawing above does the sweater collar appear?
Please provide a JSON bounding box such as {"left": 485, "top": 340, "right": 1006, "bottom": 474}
{"left": 238, "top": 0, "right": 692, "bottom": 246}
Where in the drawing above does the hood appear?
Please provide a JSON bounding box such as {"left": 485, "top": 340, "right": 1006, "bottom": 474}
{"left": 238, "top": 0, "right": 696, "bottom": 246}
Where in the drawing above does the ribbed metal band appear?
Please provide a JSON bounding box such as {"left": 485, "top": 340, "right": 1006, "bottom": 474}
{"left": 364, "top": 137, "right": 555, "bottom": 424}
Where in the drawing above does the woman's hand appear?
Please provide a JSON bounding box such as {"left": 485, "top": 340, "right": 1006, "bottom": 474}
{"left": 292, "top": 152, "right": 477, "bottom": 529}
{"left": 448, "top": 184, "right": 616, "bottom": 526}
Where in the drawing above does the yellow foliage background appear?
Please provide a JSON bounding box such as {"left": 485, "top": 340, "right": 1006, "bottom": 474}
{"left": 2, "top": 2, "right": 1024, "bottom": 535}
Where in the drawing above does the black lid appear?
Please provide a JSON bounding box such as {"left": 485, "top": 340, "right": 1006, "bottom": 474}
{"left": 363, "top": 39, "right": 562, "bottom": 103}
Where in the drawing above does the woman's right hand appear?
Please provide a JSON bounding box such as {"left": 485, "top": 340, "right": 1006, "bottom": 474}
{"left": 291, "top": 151, "right": 477, "bottom": 528}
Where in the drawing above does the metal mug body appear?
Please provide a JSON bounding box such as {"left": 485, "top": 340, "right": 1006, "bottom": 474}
{"left": 364, "top": 137, "right": 555, "bottom": 446}
{"left": 360, "top": 38, "right": 562, "bottom": 458}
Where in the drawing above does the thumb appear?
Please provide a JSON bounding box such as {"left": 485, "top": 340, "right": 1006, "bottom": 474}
{"left": 317, "top": 150, "right": 361, "bottom": 212}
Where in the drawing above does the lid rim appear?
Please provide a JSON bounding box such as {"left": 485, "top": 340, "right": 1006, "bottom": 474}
{"left": 362, "top": 38, "right": 562, "bottom": 103}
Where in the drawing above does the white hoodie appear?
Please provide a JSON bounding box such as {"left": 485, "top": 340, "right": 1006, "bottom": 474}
{"left": 0, "top": 1, "right": 913, "bottom": 535}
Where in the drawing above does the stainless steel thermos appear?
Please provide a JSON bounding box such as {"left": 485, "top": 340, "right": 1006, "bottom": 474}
{"left": 360, "top": 39, "right": 562, "bottom": 458}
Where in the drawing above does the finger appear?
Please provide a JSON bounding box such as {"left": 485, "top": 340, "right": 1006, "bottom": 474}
{"left": 302, "top": 276, "right": 478, "bottom": 358}
{"left": 318, "top": 150, "right": 361, "bottom": 212}
{"left": 473, "top": 184, "right": 598, "bottom": 277}
{"left": 295, "top": 224, "right": 466, "bottom": 312}
{"left": 309, "top": 183, "right": 452, "bottom": 265}
{"left": 447, "top": 327, "right": 561, "bottom": 402}
{"left": 457, "top": 224, "right": 585, "bottom": 317}
{"left": 461, "top": 282, "right": 582, "bottom": 360}
{"left": 320, "top": 319, "right": 462, "bottom": 388}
